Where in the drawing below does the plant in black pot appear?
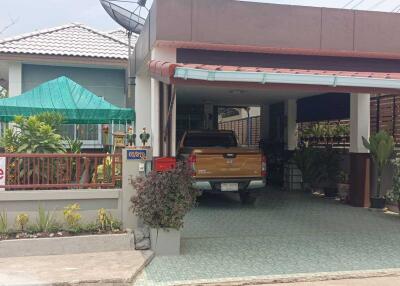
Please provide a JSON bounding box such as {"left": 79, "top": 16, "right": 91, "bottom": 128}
{"left": 362, "top": 131, "right": 395, "bottom": 209}
{"left": 292, "top": 147, "right": 320, "bottom": 192}
{"left": 131, "top": 162, "right": 198, "bottom": 256}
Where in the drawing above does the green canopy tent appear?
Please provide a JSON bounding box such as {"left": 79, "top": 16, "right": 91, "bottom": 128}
{"left": 0, "top": 76, "right": 135, "bottom": 124}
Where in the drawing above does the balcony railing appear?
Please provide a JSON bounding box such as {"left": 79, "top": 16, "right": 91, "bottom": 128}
{"left": 0, "top": 153, "right": 122, "bottom": 190}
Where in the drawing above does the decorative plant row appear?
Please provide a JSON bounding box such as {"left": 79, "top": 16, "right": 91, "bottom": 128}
{"left": 299, "top": 122, "right": 350, "bottom": 145}
{"left": 292, "top": 146, "right": 343, "bottom": 198}
{"left": 0, "top": 204, "right": 122, "bottom": 241}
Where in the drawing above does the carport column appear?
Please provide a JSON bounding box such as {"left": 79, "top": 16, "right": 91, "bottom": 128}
{"left": 135, "top": 75, "right": 151, "bottom": 146}
{"left": 285, "top": 99, "right": 297, "bottom": 151}
{"left": 150, "top": 78, "right": 160, "bottom": 157}
{"left": 349, "top": 93, "right": 370, "bottom": 207}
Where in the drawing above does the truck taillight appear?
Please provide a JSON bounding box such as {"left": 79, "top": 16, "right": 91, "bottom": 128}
{"left": 188, "top": 154, "right": 197, "bottom": 176}
{"left": 261, "top": 155, "right": 267, "bottom": 177}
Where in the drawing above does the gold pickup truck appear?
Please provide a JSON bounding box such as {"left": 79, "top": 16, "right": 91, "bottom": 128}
{"left": 178, "top": 130, "right": 266, "bottom": 203}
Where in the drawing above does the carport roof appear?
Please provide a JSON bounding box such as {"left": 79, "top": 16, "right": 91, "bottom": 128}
{"left": 149, "top": 60, "right": 400, "bottom": 92}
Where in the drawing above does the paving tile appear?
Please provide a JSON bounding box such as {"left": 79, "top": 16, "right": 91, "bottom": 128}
{"left": 133, "top": 190, "right": 400, "bottom": 286}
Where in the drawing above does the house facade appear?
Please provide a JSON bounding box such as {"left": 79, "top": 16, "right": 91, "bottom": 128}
{"left": 131, "top": 0, "right": 400, "bottom": 207}
{"left": 0, "top": 23, "right": 135, "bottom": 148}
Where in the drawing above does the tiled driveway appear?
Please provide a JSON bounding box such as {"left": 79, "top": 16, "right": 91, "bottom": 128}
{"left": 134, "top": 189, "right": 400, "bottom": 286}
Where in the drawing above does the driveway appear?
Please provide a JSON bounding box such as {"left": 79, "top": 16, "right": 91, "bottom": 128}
{"left": 134, "top": 189, "right": 400, "bottom": 286}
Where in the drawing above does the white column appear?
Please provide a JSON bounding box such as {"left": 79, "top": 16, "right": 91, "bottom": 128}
{"left": 135, "top": 75, "right": 151, "bottom": 146}
{"left": 350, "top": 93, "right": 370, "bottom": 153}
{"left": 8, "top": 62, "right": 22, "bottom": 97}
{"left": 151, "top": 78, "right": 160, "bottom": 157}
{"left": 171, "top": 90, "right": 177, "bottom": 156}
{"left": 285, "top": 99, "right": 298, "bottom": 151}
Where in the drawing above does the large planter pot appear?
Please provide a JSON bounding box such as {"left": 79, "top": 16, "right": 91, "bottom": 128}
{"left": 337, "top": 183, "right": 350, "bottom": 202}
{"left": 370, "top": 198, "right": 386, "bottom": 209}
{"left": 324, "top": 187, "right": 338, "bottom": 198}
{"left": 150, "top": 228, "right": 180, "bottom": 256}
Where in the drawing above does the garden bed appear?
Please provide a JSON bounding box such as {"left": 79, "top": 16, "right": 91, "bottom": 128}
{"left": 0, "top": 231, "right": 134, "bottom": 258}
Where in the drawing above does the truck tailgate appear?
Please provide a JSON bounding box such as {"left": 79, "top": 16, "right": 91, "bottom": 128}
{"left": 193, "top": 148, "right": 262, "bottom": 179}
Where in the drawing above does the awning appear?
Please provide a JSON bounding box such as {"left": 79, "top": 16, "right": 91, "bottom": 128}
{"left": 0, "top": 76, "right": 135, "bottom": 124}
{"left": 149, "top": 60, "right": 400, "bottom": 91}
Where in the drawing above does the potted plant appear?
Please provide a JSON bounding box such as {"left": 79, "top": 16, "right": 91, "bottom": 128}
{"left": 320, "top": 148, "right": 341, "bottom": 198}
{"left": 362, "top": 131, "right": 395, "bottom": 209}
{"left": 337, "top": 171, "right": 349, "bottom": 202}
{"left": 131, "top": 163, "right": 198, "bottom": 256}
{"left": 387, "top": 157, "right": 400, "bottom": 213}
{"left": 292, "top": 147, "right": 320, "bottom": 192}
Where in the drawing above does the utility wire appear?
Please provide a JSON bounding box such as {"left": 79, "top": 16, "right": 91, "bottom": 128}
{"left": 392, "top": 4, "right": 400, "bottom": 12}
{"left": 342, "top": 0, "right": 358, "bottom": 8}
{"left": 351, "top": 0, "right": 366, "bottom": 9}
{"left": 369, "top": 0, "right": 388, "bottom": 10}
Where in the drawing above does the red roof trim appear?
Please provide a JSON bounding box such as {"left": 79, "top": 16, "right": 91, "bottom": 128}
{"left": 148, "top": 60, "right": 400, "bottom": 86}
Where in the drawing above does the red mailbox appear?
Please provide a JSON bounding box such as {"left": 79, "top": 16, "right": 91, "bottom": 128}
{"left": 154, "top": 157, "right": 176, "bottom": 172}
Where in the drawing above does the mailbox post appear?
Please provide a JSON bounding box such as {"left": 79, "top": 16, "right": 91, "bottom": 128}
{"left": 121, "top": 147, "right": 153, "bottom": 229}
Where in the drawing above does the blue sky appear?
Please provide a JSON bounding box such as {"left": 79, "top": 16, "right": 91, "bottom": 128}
{"left": 1, "top": 0, "right": 400, "bottom": 39}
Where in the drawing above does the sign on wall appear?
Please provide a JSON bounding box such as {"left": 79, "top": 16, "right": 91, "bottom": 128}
{"left": 0, "top": 157, "right": 5, "bottom": 191}
{"left": 127, "top": 149, "right": 148, "bottom": 160}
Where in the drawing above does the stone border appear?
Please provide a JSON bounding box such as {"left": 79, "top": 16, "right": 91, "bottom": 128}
{"left": 0, "top": 232, "right": 135, "bottom": 258}
{"left": 173, "top": 268, "right": 400, "bottom": 286}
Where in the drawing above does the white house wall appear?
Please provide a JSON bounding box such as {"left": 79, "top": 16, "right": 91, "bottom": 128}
{"left": 8, "top": 62, "right": 21, "bottom": 97}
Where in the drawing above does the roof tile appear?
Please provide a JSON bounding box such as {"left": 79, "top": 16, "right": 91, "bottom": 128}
{"left": 0, "top": 23, "right": 132, "bottom": 60}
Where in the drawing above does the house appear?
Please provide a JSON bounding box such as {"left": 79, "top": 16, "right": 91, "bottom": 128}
{"left": 0, "top": 23, "right": 136, "bottom": 148}
{"left": 128, "top": 0, "right": 400, "bottom": 207}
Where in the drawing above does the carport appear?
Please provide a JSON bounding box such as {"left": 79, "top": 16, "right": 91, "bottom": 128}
{"left": 147, "top": 59, "right": 400, "bottom": 207}
{"left": 132, "top": 0, "right": 400, "bottom": 208}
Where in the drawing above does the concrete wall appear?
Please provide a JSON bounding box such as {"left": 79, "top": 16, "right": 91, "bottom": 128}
{"left": 0, "top": 189, "right": 122, "bottom": 228}
{"left": 135, "top": 0, "right": 400, "bottom": 72}
{"left": 22, "top": 64, "right": 126, "bottom": 107}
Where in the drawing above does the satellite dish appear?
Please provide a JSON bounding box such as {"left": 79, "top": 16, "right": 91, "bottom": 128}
{"left": 100, "top": 0, "right": 151, "bottom": 34}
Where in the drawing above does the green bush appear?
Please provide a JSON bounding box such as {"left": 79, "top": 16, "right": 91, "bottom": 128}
{"left": 1, "top": 113, "right": 65, "bottom": 154}
{"left": 36, "top": 205, "right": 56, "bottom": 233}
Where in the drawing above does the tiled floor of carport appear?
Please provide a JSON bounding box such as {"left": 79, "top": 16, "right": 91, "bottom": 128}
{"left": 133, "top": 189, "right": 400, "bottom": 286}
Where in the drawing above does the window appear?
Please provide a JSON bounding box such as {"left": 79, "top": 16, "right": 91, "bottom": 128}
{"left": 60, "top": 124, "right": 102, "bottom": 149}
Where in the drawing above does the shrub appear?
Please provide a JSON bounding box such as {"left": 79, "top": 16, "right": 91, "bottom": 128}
{"left": 15, "top": 213, "right": 29, "bottom": 231}
{"left": 131, "top": 162, "right": 198, "bottom": 230}
{"left": 363, "top": 131, "right": 395, "bottom": 198}
{"left": 387, "top": 157, "right": 400, "bottom": 207}
{"left": 0, "top": 113, "right": 65, "bottom": 154}
{"left": 63, "top": 204, "right": 81, "bottom": 229}
{"left": 36, "top": 205, "right": 56, "bottom": 233}
{"left": 0, "top": 210, "right": 7, "bottom": 235}
{"left": 97, "top": 208, "right": 119, "bottom": 231}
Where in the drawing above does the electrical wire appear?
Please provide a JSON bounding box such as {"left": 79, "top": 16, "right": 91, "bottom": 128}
{"left": 342, "top": 0, "right": 358, "bottom": 8}
{"left": 392, "top": 3, "right": 400, "bottom": 12}
{"left": 351, "top": 0, "right": 366, "bottom": 9}
{"left": 369, "top": 0, "right": 388, "bottom": 10}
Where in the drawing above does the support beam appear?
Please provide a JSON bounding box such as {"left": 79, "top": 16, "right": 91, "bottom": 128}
{"left": 349, "top": 93, "right": 371, "bottom": 207}
{"left": 285, "top": 99, "right": 297, "bottom": 151}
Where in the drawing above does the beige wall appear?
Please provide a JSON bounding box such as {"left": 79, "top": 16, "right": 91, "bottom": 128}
{"left": 0, "top": 189, "right": 122, "bottom": 228}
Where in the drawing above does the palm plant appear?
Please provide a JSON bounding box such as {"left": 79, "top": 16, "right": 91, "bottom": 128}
{"left": 362, "top": 131, "right": 395, "bottom": 199}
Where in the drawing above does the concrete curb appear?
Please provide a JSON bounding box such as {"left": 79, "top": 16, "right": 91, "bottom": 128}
{"left": 0, "top": 232, "right": 135, "bottom": 258}
{"left": 173, "top": 268, "right": 400, "bottom": 286}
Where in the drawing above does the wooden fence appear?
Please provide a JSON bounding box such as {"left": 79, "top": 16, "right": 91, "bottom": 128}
{"left": 0, "top": 153, "right": 122, "bottom": 190}
{"left": 218, "top": 116, "right": 261, "bottom": 147}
